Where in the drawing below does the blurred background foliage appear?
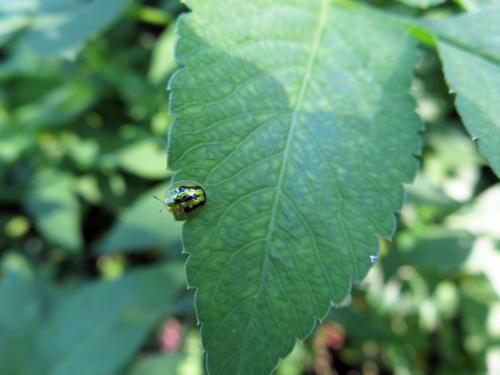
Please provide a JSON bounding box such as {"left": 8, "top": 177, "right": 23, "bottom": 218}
{"left": 0, "top": 0, "right": 498, "bottom": 374}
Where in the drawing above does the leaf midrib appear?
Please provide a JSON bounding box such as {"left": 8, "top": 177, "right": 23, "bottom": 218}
{"left": 267, "top": 0, "right": 329, "bottom": 239}
{"left": 233, "top": 0, "right": 330, "bottom": 371}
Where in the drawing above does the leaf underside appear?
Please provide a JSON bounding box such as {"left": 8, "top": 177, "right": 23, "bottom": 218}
{"left": 167, "top": 1, "right": 422, "bottom": 374}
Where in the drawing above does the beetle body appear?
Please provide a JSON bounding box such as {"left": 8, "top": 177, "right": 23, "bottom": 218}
{"left": 165, "top": 181, "right": 206, "bottom": 221}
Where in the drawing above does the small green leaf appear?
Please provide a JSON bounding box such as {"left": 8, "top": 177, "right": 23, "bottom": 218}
{"left": 33, "top": 263, "right": 184, "bottom": 375}
{"left": 427, "top": 9, "right": 500, "bottom": 177}
{"left": 168, "top": 1, "right": 422, "bottom": 374}
{"left": 25, "top": 170, "right": 82, "bottom": 252}
{"left": 98, "top": 183, "right": 182, "bottom": 254}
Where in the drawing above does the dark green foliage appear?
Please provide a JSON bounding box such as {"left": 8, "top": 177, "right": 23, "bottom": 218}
{"left": 0, "top": 1, "right": 499, "bottom": 375}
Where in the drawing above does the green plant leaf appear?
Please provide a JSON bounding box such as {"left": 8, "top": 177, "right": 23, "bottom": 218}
{"left": 148, "top": 27, "right": 178, "bottom": 84}
{"left": 16, "top": 0, "right": 130, "bottom": 57}
{"left": 15, "top": 81, "right": 96, "bottom": 130}
{"left": 167, "top": 1, "right": 422, "bottom": 374}
{"left": 0, "top": 272, "right": 42, "bottom": 375}
{"left": 329, "top": 306, "right": 394, "bottom": 343}
{"left": 390, "top": 228, "right": 475, "bottom": 274}
{"left": 25, "top": 170, "right": 82, "bottom": 252}
{"left": 456, "top": 0, "right": 500, "bottom": 11}
{"left": 427, "top": 9, "right": 500, "bottom": 177}
{"left": 126, "top": 354, "right": 182, "bottom": 375}
{"left": 32, "top": 263, "right": 184, "bottom": 375}
{"left": 97, "top": 183, "right": 182, "bottom": 254}
{"left": 395, "top": 0, "right": 447, "bottom": 9}
{"left": 0, "top": 12, "right": 30, "bottom": 47}
{"left": 100, "top": 139, "right": 170, "bottom": 179}
{"left": 447, "top": 184, "right": 500, "bottom": 240}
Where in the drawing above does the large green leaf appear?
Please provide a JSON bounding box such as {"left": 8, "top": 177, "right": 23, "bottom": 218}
{"left": 0, "top": 272, "right": 42, "bottom": 375}
{"left": 426, "top": 9, "right": 500, "bottom": 177}
{"left": 0, "top": 264, "right": 185, "bottom": 375}
{"left": 32, "top": 263, "right": 184, "bottom": 375}
{"left": 167, "top": 1, "right": 422, "bottom": 374}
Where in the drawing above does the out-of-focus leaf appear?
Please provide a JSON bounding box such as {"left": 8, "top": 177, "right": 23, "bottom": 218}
{"left": 148, "top": 27, "right": 177, "bottom": 84}
{"left": 457, "top": 0, "right": 500, "bottom": 11}
{"left": 60, "top": 132, "right": 100, "bottom": 169}
{"left": 16, "top": 0, "right": 131, "bottom": 57}
{"left": 404, "top": 174, "right": 461, "bottom": 217}
{"left": 426, "top": 9, "right": 500, "bottom": 177}
{"left": 276, "top": 344, "right": 310, "bottom": 375}
{"left": 127, "top": 354, "right": 182, "bottom": 375}
{"left": 98, "top": 183, "right": 182, "bottom": 254}
{"left": 330, "top": 306, "right": 394, "bottom": 342}
{"left": 426, "top": 7, "right": 500, "bottom": 55}
{"left": 160, "top": 0, "right": 184, "bottom": 13}
{"left": 0, "top": 0, "right": 38, "bottom": 12}
{"left": 0, "top": 272, "right": 41, "bottom": 375}
{"left": 0, "top": 13, "right": 30, "bottom": 47}
{"left": 396, "top": 0, "right": 447, "bottom": 9}
{"left": 0, "top": 1, "right": 38, "bottom": 46}
{"left": 91, "top": 172, "right": 149, "bottom": 213}
{"left": 32, "top": 263, "right": 184, "bottom": 375}
{"left": 447, "top": 184, "right": 500, "bottom": 240}
{"left": 422, "top": 126, "right": 481, "bottom": 202}
{"left": 0, "top": 124, "right": 34, "bottom": 163}
{"left": 0, "top": 252, "right": 32, "bottom": 276}
{"left": 100, "top": 139, "right": 170, "bottom": 179}
{"left": 25, "top": 170, "right": 82, "bottom": 252}
{"left": 15, "top": 81, "right": 96, "bottom": 129}
{"left": 168, "top": 1, "right": 422, "bottom": 374}
{"left": 442, "top": 185, "right": 500, "bottom": 295}
{"left": 464, "top": 238, "right": 500, "bottom": 297}
{"left": 75, "top": 175, "right": 102, "bottom": 204}
{"left": 102, "top": 68, "right": 163, "bottom": 121}
{"left": 412, "top": 49, "right": 454, "bottom": 123}
{"left": 177, "top": 331, "right": 203, "bottom": 375}
{"left": 460, "top": 275, "right": 498, "bottom": 358}
{"left": 391, "top": 228, "right": 475, "bottom": 274}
